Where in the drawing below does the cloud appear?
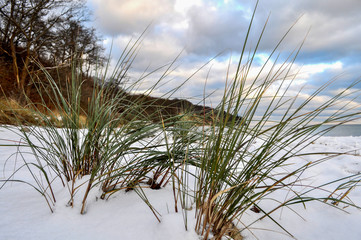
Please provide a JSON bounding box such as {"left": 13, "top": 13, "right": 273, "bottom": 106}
{"left": 251, "top": 0, "right": 361, "bottom": 63}
{"left": 90, "top": 0, "right": 361, "bottom": 66}
{"left": 91, "top": 0, "right": 177, "bottom": 35}
{"left": 184, "top": 2, "right": 249, "bottom": 55}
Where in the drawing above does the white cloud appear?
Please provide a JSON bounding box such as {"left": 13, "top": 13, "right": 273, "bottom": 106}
{"left": 92, "top": 0, "right": 177, "bottom": 35}
{"left": 174, "top": 0, "right": 202, "bottom": 14}
{"left": 184, "top": 2, "right": 248, "bottom": 55}
{"left": 297, "top": 61, "right": 343, "bottom": 79}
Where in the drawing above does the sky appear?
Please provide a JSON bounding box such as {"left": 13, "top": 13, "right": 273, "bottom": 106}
{"left": 86, "top": 0, "right": 361, "bottom": 123}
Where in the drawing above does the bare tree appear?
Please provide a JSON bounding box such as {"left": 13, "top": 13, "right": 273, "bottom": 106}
{"left": 50, "top": 17, "right": 105, "bottom": 76}
{"left": 0, "top": 0, "right": 104, "bottom": 94}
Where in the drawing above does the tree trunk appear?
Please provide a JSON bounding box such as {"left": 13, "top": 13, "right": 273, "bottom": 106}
{"left": 9, "top": 37, "right": 20, "bottom": 90}
{"left": 20, "top": 52, "right": 30, "bottom": 93}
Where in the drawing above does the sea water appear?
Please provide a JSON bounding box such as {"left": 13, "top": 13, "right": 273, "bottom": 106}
{"left": 318, "top": 124, "right": 361, "bottom": 137}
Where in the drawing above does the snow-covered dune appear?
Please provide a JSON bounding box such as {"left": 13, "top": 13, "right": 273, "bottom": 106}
{"left": 1, "top": 127, "right": 360, "bottom": 240}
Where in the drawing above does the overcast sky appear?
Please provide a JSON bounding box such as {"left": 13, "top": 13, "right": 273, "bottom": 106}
{"left": 87, "top": 0, "right": 361, "bottom": 122}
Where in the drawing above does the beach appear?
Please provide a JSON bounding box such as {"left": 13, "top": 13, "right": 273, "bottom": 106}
{"left": 1, "top": 126, "right": 360, "bottom": 240}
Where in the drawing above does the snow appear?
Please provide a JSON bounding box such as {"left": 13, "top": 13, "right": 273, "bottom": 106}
{"left": 1, "top": 126, "right": 361, "bottom": 240}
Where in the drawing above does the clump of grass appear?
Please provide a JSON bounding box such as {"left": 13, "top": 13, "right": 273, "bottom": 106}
{"left": 0, "top": 33, "right": 204, "bottom": 217}
{"left": 29, "top": 69, "right": 163, "bottom": 214}
{"left": 189, "top": 3, "right": 361, "bottom": 240}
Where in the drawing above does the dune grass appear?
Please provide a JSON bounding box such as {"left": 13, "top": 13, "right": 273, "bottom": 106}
{"left": 188, "top": 4, "right": 361, "bottom": 239}
{"left": 1, "top": 2, "right": 361, "bottom": 239}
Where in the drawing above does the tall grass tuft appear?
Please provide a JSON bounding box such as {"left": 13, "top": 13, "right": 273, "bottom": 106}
{"left": 0, "top": 35, "right": 197, "bottom": 215}
{"left": 190, "top": 4, "right": 361, "bottom": 240}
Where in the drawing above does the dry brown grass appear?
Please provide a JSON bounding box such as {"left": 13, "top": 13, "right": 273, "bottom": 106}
{"left": 0, "top": 98, "right": 87, "bottom": 127}
{"left": 0, "top": 97, "right": 39, "bottom": 125}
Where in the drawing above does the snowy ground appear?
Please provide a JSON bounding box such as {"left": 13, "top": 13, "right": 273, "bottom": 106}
{"left": 1, "top": 126, "right": 361, "bottom": 240}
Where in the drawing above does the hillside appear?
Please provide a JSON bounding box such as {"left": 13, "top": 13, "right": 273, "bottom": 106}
{"left": 0, "top": 46, "right": 241, "bottom": 125}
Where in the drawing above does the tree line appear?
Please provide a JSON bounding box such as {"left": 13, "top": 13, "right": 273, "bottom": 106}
{"left": 0, "top": 0, "right": 104, "bottom": 96}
